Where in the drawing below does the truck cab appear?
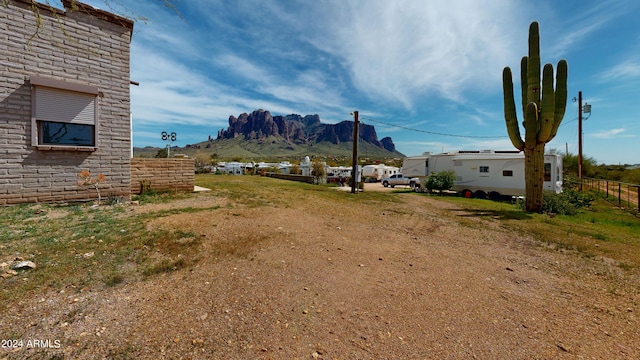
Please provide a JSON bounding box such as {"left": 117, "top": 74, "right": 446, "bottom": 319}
{"left": 382, "top": 174, "right": 419, "bottom": 188}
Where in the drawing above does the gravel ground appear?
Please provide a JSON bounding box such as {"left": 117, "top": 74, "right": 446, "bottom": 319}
{"left": 1, "top": 187, "right": 638, "bottom": 359}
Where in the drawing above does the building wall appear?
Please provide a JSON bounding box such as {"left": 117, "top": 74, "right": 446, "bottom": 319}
{"left": 130, "top": 159, "right": 195, "bottom": 194}
{"left": 0, "top": 1, "right": 133, "bottom": 205}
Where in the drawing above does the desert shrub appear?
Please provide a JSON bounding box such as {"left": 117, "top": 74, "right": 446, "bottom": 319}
{"left": 193, "top": 153, "right": 212, "bottom": 174}
{"left": 540, "top": 191, "right": 578, "bottom": 215}
{"left": 155, "top": 148, "right": 168, "bottom": 158}
{"left": 518, "top": 189, "right": 597, "bottom": 215}
{"left": 311, "top": 159, "right": 326, "bottom": 185}
{"left": 426, "top": 170, "right": 456, "bottom": 194}
{"left": 621, "top": 168, "right": 640, "bottom": 185}
{"left": 561, "top": 175, "right": 599, "bottom": 209}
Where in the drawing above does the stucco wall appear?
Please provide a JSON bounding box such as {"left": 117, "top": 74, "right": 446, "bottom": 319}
{"left": 130, "top": 159, "right": 195, "bottom": 194}
{"left": 0, "top": 1, "right": 133, "bottom": 205}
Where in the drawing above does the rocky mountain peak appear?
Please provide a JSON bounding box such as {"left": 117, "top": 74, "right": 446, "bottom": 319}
{"left": 217, "top": 110, "right": 396, "bottom": 152}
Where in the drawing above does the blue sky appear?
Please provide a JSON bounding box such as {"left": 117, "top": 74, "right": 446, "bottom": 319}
{"left": 59, "top": 0, "right": 639, "bottom": 164}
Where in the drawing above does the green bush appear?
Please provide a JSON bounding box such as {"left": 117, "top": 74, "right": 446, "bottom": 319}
{"left": 519, "top": 189, "right": 597, "bottom": 215}
{"left": 560, "top": 175, "right": 599, "bottom": 209}
{"left": 426, "top": 170, "right": 456, "bottom": 194}
{"left": 516, "top": 174, "right": 597, "bottom": 215}
{"left": 621, "top": 168, "right": 640, "bottom": 185}
{"left": 540, "top": 191, "right": 578, "bottom": 215}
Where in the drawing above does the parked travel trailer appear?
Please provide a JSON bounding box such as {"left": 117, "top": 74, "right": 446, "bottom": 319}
{"left": 361, "top": 164, "right": 399, "bottom": 182}
{"left": 402, "top": 150, "right": 563, "bottom": 198}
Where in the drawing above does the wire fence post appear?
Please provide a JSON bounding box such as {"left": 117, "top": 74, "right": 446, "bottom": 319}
{"left": 618, "top": 183, "right": 622, "bottom": 206}
{"left": 585, "top": 177, "right": 639, "bottom": 213}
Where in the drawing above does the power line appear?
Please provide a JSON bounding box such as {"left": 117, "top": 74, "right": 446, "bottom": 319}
{"left": 361, "top": 113, "right": 579, "bottom": 139}
{"left": 560, "top": 116, "right": 578, "bottom": 126}
{"left": 360, "top": 117, "right": 508, "bottom": 139}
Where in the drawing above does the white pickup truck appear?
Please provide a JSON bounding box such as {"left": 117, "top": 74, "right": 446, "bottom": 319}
{"left": 381, "top": 174, "right": 420, "bottom": 189}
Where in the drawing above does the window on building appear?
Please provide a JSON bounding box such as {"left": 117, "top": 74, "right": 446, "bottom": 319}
{"left": 40, "top": 122, "right": 94, "bottom": 146}
{"left": 544, "top": 163, "right": 551, "bottom": 182}
{"left": 503, "top": 170, "right": 513, "bottom": 176}
{"left": 479, "top": 166, "right": 489, "bottom": 173}
{"left": 30, "top": 76, "right": 99, "bottom": 150}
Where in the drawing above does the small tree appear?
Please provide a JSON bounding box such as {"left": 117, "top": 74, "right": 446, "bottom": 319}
{"left": 193, "top": 153, "right": 211, "bottom": 173}
{"left": 155, "top": 148, "right": 168, "bottom": 158}
{"left": 311, "top": 159, "right": 326, "bottom": 185}
{"left": 77, "top": 170, "right": 106, "bottom": 204}
{"left": 563, "top": 153, "right": 597, "bottom": 178}
{"left": 425, "top": 170, "right": 456, "bottom": 195}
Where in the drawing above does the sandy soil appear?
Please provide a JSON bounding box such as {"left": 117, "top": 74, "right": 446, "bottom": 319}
{"left": 1, "top": 188, "right": 638, "bottom": 359}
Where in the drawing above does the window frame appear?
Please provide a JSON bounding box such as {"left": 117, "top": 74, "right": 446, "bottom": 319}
{"left": 544, "top": 162, "right": 551, "bottom": 182}
{"left": 30, "top": 76, "right": 100, "bottom": 151}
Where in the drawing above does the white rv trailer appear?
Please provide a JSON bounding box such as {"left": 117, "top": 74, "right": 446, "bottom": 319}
{"left": 361, "top": 164, "right": 399, "bottom": 182}
{"left": 402, "top": 150, "right": 563, "bottom": 198}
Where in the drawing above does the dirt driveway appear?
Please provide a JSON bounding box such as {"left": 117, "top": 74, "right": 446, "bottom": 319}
{"left": 2, "top": 179, "right": 638, "bottom": 359}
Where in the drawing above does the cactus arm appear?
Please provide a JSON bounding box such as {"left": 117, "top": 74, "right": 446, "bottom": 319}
{"left": 537, "top": 63, "right": 556, "bottom": 141}
{"left": 503, "top": 67, "right": 525, "bottom": 151}
{"left": 524, "top": 102, "right": 538, "bottom": 150}
{"left": 526, "top": 22, "right": 541, "bottom": 107}
{"left": 520, "top": 56, "right": 528, "bottom": 114}
{"left": 548, "top": 59, "right": 568, "bottom": 140}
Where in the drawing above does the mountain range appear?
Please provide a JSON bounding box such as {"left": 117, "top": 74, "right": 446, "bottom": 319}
{"left": 133, "top": 109, "right": 404, "bottom": 159}
{"left": 217, "top": 109, "right": 398, "bottom": 153}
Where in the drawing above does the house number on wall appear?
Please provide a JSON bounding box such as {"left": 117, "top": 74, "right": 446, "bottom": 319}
{"left": 161, "top": 131, "right": 177, "bottom": 157}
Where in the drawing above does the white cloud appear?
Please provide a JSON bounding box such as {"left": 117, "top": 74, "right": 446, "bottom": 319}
{"left": 590, "top": 128, "right": 633, "bottom": 139}
{"left": 549, "top": 20, "right": 608, "bottom": 58}
{"left": 547, "top": 0, "right": 634, "bottom": 58}
{"left": 127, "top": 0, "right": 535, "bottom": 131}
{"left": 264, "top": 0, "right": 524, "bottom": 110}
{"left": 213, "top": 54, "right": 273, "bottom": 82}
{"left": 211, "top": 50, "right": 349, "bottom": 112}
{"left": 599, "top": 60, "right": 640, "bottom": 82}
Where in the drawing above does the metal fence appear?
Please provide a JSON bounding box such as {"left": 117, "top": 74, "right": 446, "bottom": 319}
{"left": 581, "top": 177, "right": 640, "bottom": 212}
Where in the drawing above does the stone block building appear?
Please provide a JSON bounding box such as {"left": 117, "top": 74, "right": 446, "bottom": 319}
{"left": 0, "top": 0, "right": 134, "bottom": 205}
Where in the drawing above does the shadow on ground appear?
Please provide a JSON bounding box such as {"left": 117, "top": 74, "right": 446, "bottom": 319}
{"left": 451, "top": 208, "right": 533, "bottom": 220}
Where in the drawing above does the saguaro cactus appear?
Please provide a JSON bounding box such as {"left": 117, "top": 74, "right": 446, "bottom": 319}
{"left": 503, "top": 21, "right": 568, "bottom": 212}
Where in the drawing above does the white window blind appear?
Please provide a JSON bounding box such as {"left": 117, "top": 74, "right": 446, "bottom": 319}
{"left": 35, "top": 87, "right": 96, "bottom": 125}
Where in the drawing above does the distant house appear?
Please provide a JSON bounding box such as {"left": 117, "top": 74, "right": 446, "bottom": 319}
{"left": 0, "top": 0, "right": 134, "bottom": 205}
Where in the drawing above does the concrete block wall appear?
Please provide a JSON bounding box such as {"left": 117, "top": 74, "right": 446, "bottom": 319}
{"left": 265, "top": 173, "right": 315, "bottom": 184}
{"left": 0, "top": 0, "right": 134, "bottom": 205}
{"left": 131, "top": 159, "right": 195, "bottom": 194}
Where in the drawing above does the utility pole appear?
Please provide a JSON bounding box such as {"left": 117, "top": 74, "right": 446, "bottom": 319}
{"left": 578, "top": 91, "right": 583, "bottom": 185}
{"left": 351, "top": 111, "right": 359, "bottom": 194}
